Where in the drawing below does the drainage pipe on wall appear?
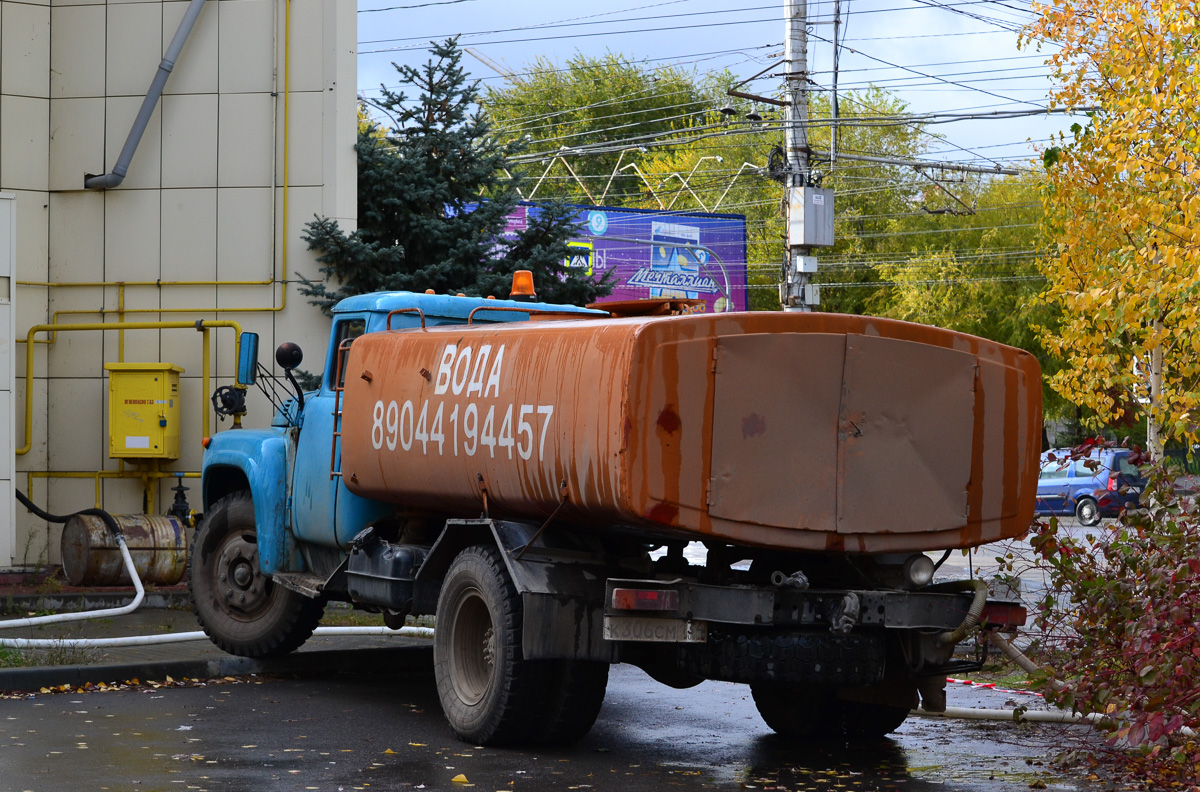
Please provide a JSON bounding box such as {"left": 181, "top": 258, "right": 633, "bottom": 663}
{"left": 84, "top": 0, "right": 209, "bottom": 189}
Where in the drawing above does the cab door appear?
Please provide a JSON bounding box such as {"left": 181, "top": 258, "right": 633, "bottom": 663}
{"left": 291, "top": 316, "right": 389, "bottom": 548}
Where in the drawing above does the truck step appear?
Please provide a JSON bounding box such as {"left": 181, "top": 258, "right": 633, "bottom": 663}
{"left": 272, "top": 572, "right": 326, "bottom": 599}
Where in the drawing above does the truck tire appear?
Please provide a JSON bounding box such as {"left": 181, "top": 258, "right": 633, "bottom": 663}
{"left": 189, "top": 492, "right": 324, "bottom": 658}
{"left": 534, "top": 660, "right": 609, "bottom": 745}
{"left": 751, "top": 684, "right": 910, "bottom": 741}
{"left": 838, "top": 699, "right": 911, "bottom": 739}
{"left": 434, "top": 545, "right": 542, "bottom": 745}
{"left": 751, "top": 684, "right": 831, "bottom": 739}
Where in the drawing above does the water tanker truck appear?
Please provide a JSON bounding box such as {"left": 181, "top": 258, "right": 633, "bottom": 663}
{"left": 193, "top": 277, "right": 1041, "bottom": 745}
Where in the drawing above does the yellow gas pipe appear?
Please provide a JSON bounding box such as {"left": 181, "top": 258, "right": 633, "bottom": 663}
{"left": 16, "top": 319, "right": 243, "bottom": 457}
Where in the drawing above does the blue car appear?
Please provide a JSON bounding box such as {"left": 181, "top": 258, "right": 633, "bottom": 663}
{"left": 1034, "top": 448, "right": 1145, "bottom": 526}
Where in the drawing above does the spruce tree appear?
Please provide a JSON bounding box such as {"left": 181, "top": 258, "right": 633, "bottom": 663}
{"left": 301, "top": 39, "right": 612, "bottom": 312}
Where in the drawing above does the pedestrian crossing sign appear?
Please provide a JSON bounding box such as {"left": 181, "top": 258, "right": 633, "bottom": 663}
{"left": 565, "top": 240, "right": 594, "bottom": 275}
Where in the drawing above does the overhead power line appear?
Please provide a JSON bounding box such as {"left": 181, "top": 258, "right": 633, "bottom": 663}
{"left": 360, "top": 17, "right": 779, "bottom": 54}
{"left": 359, "top": 5, "right": 779, "bottom": 45}
{"left": 359, "top": 0, "right": 480, "bottom": 12}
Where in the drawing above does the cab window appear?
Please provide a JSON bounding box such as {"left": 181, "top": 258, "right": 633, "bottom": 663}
{"left": 331, "top": 318, "right": 366, "bottom": 389}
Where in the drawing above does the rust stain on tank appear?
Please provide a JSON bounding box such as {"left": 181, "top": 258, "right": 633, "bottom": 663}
{"left": 654, "top": 341, "right": 684, "bottom": 528}
{"left": 646, "top": 503, "right": 679, "bottom": 525}
{"left": 741, "top": 412, "right": 766, "bottom": 439}
{"left": 824, "top": 532, "right": 846, "bottom": 552}
{"left": 656, "top": 406, "right": 681, "bottom": 435}
{"left": 965, "top": 360, "right": 987, "bottom": 547}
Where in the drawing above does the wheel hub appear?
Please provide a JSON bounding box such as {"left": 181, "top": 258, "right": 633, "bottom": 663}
{"left": 481, "top": 626, "right": 495, "bottom": 668}
{"left": 214, "top": 532, "right": 270, "bottom": 617}
{"left": 449, "top": 588, "right": 496, "bottom": 706}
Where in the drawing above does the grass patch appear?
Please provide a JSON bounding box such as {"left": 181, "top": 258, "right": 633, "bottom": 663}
{"left": 319, "top": 605, "right": 435, "bottom": 629}
{"left": 35, "top": 641, "right": 101, "bottom": 667}
{"left": 320, "top": 608, "right": 386, "bottom": 627}
{"left": 0, "top": 647, "right": 25, "bottom": 668}
{"left": 0, "top": 641, "right": 102, "bottom": 669}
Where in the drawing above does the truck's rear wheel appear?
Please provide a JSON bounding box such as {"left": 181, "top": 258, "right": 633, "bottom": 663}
{"left": 751, "top": 683, "right": 829, "bottom": 739}
{"left": 189, "top": 492, "right": 323, "bottom": 658}
{"left": 534, "top": 660, "right": 609, "bottom": 744}
{"left": 839, "top": 699, "right": 911, "bottom": 739}
{"left": 434, "top": 545, "right": 542, "bottom": 745}
{"left": 751, "top": 684, "right": 910, "bottom": 741}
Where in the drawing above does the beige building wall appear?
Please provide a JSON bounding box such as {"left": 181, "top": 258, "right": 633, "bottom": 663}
{"left": 0, "top": 0, "right": 356, "bottom": 569}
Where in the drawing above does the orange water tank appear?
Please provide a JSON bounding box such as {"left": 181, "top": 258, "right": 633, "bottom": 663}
{"left": 340, "top": 312, "right": 1041, "bottom": 553}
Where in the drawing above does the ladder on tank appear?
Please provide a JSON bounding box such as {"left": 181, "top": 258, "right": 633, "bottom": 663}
{"left": 329, "top": 337, "right": 354, "bottom": 480}
{"left": 328, "top": 308, "right": 427, "bottom": 480}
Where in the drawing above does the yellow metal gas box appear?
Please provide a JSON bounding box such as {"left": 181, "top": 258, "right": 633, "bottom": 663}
{"left": 105, "top": 362, "right": 184, "bottom": 460}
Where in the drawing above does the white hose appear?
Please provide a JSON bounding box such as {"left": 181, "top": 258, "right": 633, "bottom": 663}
{"left": 0, "top": 625, "right": 434, "bottom": 650}
{"left": 0, "top": 536, "right": 146, "bottom": 634}
{"left": 913, "top": 706, "right": 1196, "bottom": 737}
{"left": 912, "top": 706, "right": 1107, "bottom": 725}
{"left": 0, "top": 530, "right": 435, "bottom": 649}
{"left": 987, "top": 630, "right": 1069, "bottom": 693}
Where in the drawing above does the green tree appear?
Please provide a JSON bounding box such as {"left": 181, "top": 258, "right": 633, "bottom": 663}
{"left": 484, "top": 54, "right": 729, "bottom": 207}
{"left": 301, "top": 39, "right": 611, "bottom": 312}
{"left": 870, "top": 175, "right": 1068, "bottom": 420}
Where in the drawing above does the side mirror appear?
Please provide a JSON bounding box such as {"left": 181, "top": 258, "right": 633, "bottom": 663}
{"left": 276, "top": 342, "right": 303, "bottom": 371}
{"left": 275, "top": 341, "right": 307, "bottom": 414}
{"left": 236, "top": 332, "right": 259, "bottom": 386}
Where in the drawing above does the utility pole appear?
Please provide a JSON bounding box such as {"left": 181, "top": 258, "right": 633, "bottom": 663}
{"left": 780, "top": 0, "right": 833, "bottom": 312}
{"left": 831, "top": 0, "right": 840, "bottom": 165}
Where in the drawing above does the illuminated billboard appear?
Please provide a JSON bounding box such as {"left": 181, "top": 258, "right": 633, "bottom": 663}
{"left": 506, "top": 204, "right": 750, "bottom": 313}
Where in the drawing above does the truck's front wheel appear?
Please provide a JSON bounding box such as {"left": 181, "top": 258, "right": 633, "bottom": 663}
{"left": 434, "top": 545, "right": 543, "bottom": 745}
{"left": 189, "top": 492, "right": 323, "bottom": 658}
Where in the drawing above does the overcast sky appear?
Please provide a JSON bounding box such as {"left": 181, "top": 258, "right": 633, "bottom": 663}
{"left": 355, "top": 0, "right": 1072, "bottom": 172}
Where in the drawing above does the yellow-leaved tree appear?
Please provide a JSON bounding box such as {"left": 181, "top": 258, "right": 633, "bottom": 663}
{"left": 1025, "top": 0, "right": 1200, "bottom": 458}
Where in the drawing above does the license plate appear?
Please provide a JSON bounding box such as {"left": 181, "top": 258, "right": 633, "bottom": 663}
{"left": 603, "top": 615, "right": 708, "bottom": 643}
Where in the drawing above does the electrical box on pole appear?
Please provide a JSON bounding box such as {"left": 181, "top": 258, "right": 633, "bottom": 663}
{"left": 787, "top": 186, "right": 835, "bottom": 248}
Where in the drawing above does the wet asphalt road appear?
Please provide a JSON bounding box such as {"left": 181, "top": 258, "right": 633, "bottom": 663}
{"left": 1, "top": 657, "right": 1097, "bottom": 792}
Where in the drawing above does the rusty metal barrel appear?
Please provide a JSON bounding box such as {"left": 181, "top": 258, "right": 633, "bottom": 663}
{"left": 60, "top": 514, "right": 190, "bottom": 586}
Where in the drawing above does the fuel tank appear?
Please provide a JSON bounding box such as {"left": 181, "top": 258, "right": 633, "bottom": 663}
{"left": 340, "top": 312, "right": 1041, "bottom": 553}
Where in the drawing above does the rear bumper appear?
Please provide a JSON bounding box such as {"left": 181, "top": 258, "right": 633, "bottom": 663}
{"left": 603, "top": 579, "right": 1027, "bottom": 634}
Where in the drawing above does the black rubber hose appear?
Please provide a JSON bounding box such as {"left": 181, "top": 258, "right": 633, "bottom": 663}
{"left": 15, "top": 489, "right": 124, "bottom": 542}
